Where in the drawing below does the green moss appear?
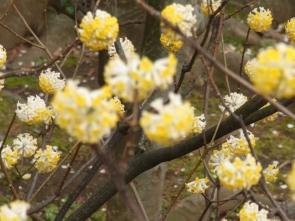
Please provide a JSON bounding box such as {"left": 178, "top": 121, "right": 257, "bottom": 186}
{"left": 5, "top": 75, "right": 39, "bottom": 89}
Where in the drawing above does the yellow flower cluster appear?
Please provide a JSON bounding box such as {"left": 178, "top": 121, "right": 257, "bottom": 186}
{"left": 39, "top": 68, "right": 65, "bottom": 94}
{"left": 1, "top": 144, "right": 18, "bottom": 169}
{"left": 219, "top": 92, "right": 248, "bottom": 116}
{"left": 104, "top": 53, "right": 177, "bottom": 102}
{"left": 260, "top": 100, "right": 278, "bottom": 123}
{"left": 239, "top": 201, "right": 269, "bottom": 221}
{"left": 0, "top": 44, "right": 7, "bottom": 67}
{"left": 108, "top": 37, "right": 134, "bottom": 59}
{"left": 244, "top": 58, "right": 257, "bottom": 78}
{"left": 247, "top": 7, "right": 272, "bottom": 32}
{"left": 222, "top": 129, "right": 256, "bottom": 156}
{"left": 160, "top": 3, "right": 196, "bottom": 40}
{"left": 51, "top": 80, "right": 120, "bottom": 143}
{"left": 185, "top": 177, "right": 209, "bottom": 194}
{"left": 201, "top": 0, "right": 221, "bottom": 17}
{"left": 190, "top": 107, "right": 206, "bottom": 134}
{"left": 12, "top": 133, "right": 38, "bottom": 158}
{"left": 140, "top": 93, "right": 194, "bottom": 146}
{"left": 0, "top": 200, "right": 30, "bottom": 221}
{"left": 217, "top": 154, "right": 262, "bottom": 191}
{"left": 209, "top": 149, "right": 233, "bottom": 173}
{"left": 263, "top": 162, "right": 279, "bottom": 182}
{"left": 79, "top": 10, "right": 119, "bottom": 51}
{"left": 33, "top": 145, "right": 60, "bottom": 173}
{"left": 286, "top": 18, "right": 295, "bottom": 43}
{"left": 15, "top": 95, "right": 54, "bottom": 125}
{"left": 251, "top": 43, "right": 295, "bottom": 98}
{"left": 160, "top": 33, "right": 184, "bottom": 53}
{"left": 286, "top": 162, "right": 295, "bottom": 201}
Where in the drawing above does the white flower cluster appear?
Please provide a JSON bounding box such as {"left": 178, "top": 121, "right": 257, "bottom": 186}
{"left": 239, "top": 201, "right": 269, "bottom": 221}
{"left": 191, "top": 107, "right": 206, "bottom": 134}
{"left": 33, "top": 145, "right": 60, "bottom": 173}
{"left": 0, "top": 200, "right": 30, "bottom": 221}
{"left": 185, "top": 177, "right": 209, "bottom": 194}
{"left": 219, "top": 92, "right": 248, "bottom": 116}
{"left": 108, "top": 37, "right": 134, "bottom": 59}
{"left": 39, "top": 68, "right": 65, "bottom": 94}
{"left": 12, "top": 133, "right": 38, "bottom": 158}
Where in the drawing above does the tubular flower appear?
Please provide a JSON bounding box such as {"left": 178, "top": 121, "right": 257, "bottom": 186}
{"left": 0, "top": 44, "right": 7, "bottom": 67}
{"left": 239, "top": 201, "right": 269, "bottom": 221}
{"left": 209, "top": 149, "right": 233, "bottom": 173}
{"left": 104, "top": 53, "right": 177, "bottom": 102}
{"left": 108, "top": 37, "right": 134, "bottom": 59}
{"left": 244, "top": 58, "right": 257, "bottom": 78}
{"left": 219, "top": 92, "right": 248, "bottom": 116}
{"left": 0, "top": 200, "right": 30, "bottom": 221}
{"left": 222, "top": 129, "right": 256, "bottom": 156}
{"left": 12, "top": 133, "right": 38, "bottom": 158}
{"left": 1, "top": 144, "right": 18, "bottom": 169}
{"left": 78, "top": 10, "right": 119, "bottom": 51}
{"left": 33, "top": 145, "right": 60, "bottom": 173}
{"left": 217, "top": 154, "right": 262, "bottom": 191}
{"left": 0, "top": 72, "right": 4, "bottom": 91}
{"left": 247, "top": 7, "right": 272, "bottom": 32}
{"left": 185, "top": 177, "right": 209, "bottom": 194}
{"left": 140, "top": 93, "right": 194, "bottom": 146}
{"left": 160, "top": 33, "right": 184, "bottom": 53}
{"left": 201, "top": 0, "right": 221, "bottom": 17}
{"left": 263, "top": 162, "right": 279, "bottom": 182}
{"left": 286, "top": 162, "right": 295, "bottom": 201}
{"left": 251, "top": 43, "right": 295, "bottom": 98}
{"left": 51, "top": 80, "right": 119, "bottom": 143}
{"left": 15, "top": 95, "right": 54, "bottom": 125}
{"left": 191, "top": 107, "right": 206, "bottom": 134}
{"left": 260, "top": 100, "right": 278, "bottom": 123}
{"left": 286, "top": 18, "right": 295, "bottom": 43}
{"left": 109, "top": 96, "right": 125, "bottom": 115}
{"left": 160, "top": 3, "right": 196, "bottom": 40}
{"left": 39, "top": 68, "right": 65, "bottom": 94}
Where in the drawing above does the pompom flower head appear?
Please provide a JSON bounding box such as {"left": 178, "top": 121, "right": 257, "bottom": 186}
{"left": 140, "top": 93, "right": 194, "bottom": 146}
{"left": 0, "top": 44, "right": 7, "bottom": 67}
{"left": 108, "top": 37, "right": 134, "bottom": 59}
{"left": 160, "top": 3, "right": 196, "bottom": 40}
{"left": 263, "top": 162, "right": 279, "bottom": 182}
{"left": 250, "top": 43, "right": 295, "bottom": 98}
{"left": 201, "top": 0, "right": 221, "bottom": 17}
{"left": 286, "top": 18, "right": 295, "bottom": 43}
{"left": 78, "top": 10, "right": 119, "bottom": 51}
{"left": 239, "top": 201, "right": 269, "bottom": 221}
{"left": 219, "top": 92, "right": 248, "bottom": 116}
{"left": 0, "top": 200, "right": 30, "bottom": 221}
{"left": 160, "top": 33, "right": 183, "bottom": 53}
{"left": 104, "top": 53, "right": 177, "bottom": 102}
{"left": 51, "top": 80, "right": 119, "bottom": 143}
{"left": 247, "top": 7, "right": 272, "bottom": 32}
{"left": 217, "top": 154, "right": 262, "bottom": 191}
{"left": 33, "top": 145, "right": 60, "bottom": 173}
{"left": 39, "top": 68, "right": 65, "bottom": 94}
{"left": 12, "top": 133, "right": 38, "bottom": 158}
{"left": 15, "top": 95, "right": 54, "bottom": 125}
{"left": 1, "top": 143, "right": 18, "bottom": 169}
{"left": 185, "top": 177, "right": 209, "bottom": 194}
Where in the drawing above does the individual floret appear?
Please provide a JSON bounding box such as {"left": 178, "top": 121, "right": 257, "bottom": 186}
{"left": 247, "top": 7, "right": 272, "bottom": 32}
{"left": 263, "top": 162, "right": 279, "bottom": 182}
{"left": 33, "top": 145, "right": 60, "bottom": 173}
{"left": 201, "top": 0, "right": 221, "bottom": 17}
{"left": 0, "top": 200, "right": 30, "bottom": 221}
{"left": 160, "top": 3, "right": 196, "bottom": 40}
{"left": 108, "top": 37, "right": 134, "bottom": 59}
{"left": 219, "top": 92, "right": 248, "bottom": 116}
{"left": 12, "top": 133, "right": 38, "bottom": 158}
{"left": 15, "top": 95, "right": 54, "bottom": 125}
{"left": 109, "top": 96, "right": 125, "bottom": 115}
{"left": 251, "top": 43, "right": 295, "bottom": 98}
{"left": 160, "top": 33, "right": 184, "bottom": 53}
{"left": 78, "top": 10, "right": 119, "bottom": 51}
{"left": 286, "top": 18, "right": 295, "bottom": 43}
{"left": 1, "top": 143, "right": 18, "bottom": 169}
{"left": 0, "top": 44, "right": 7, "bottom": 67}
{"left": 217, "top": 154, "right": 262, "bottom": 191}
{"left": 140, "top": 93, "right": 194, "bottom": 146}
{"left": 185, "top": 177, "right": 209, "bottom": 194}
{"left": 239, "top": 201, "right": 269, "bottom": 221}
{"left": 39, "top": 68, "right": 65, "bottom": 94}
{"left": 51, "top": 80, "right": 119, "bottom": 143}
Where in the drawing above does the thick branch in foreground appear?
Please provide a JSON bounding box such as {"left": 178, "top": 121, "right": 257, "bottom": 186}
{"left": 65, "top": 96, "right": 294, "bottom": 220}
